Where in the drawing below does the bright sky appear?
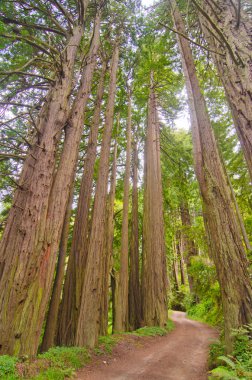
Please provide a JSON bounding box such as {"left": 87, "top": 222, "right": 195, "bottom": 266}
{"left": 141, "top": 0, "right": 155, "bottom": 6}
{"left": 174, "top": 109, "right": 191, "bottom": 131}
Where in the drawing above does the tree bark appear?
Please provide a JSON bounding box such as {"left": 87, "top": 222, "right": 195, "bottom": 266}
{"left": 227, "top": 173, "right": 252, "bottom": 251}
{"left": 99, "top": 135, "right": 118, "bottom": 336}
{"left": 113, "top": 92, "right": 132, "bottom": 332}
{"left": 40, "top": 177, "right": 75, "bottom": 352}
{"left": 170, "top": 0, "right": 252, "bottom": 351}
{"left": 172, "top": 238, "right": 180, "bottom": 291}
{"left": 180, "top": 200, "right": 197, "bottom": 293}
{"left": 176, "top": 232, "right": 186, "bottom": 286}
{"left": 142, "top": 71, "right": 168, "bottom": 327}
{"left": 75, "top": 41, "right": 120, "bottom": 348}
{"left": 128, "top": 136, "right": 141, "bottom": 330}
{"left": 198, "top": 0, "right": 252, "bottom": 180}
{"left": 57, "top": 59, "right": 107, "bottom": 346}
{"left": 0, "top": 9, "right": 100, "bottom": 356}
{"left": 0, "top": 25, "right": 83, "bottom": 356}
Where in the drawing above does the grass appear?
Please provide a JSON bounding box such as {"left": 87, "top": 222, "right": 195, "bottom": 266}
{"left": 133, "top": 320, "right": 174, "bottom": 337}
{"left": 16, "top": 347, "right": 90, "bottom": 379}
{"left": 0, "top": 320, "right": 174, "bottom": 379}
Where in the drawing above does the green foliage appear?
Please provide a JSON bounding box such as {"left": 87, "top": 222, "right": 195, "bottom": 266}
{"left": 209, "top": 324, "right": 252, "bottom": 380}
{"left": 170, "top": 285, "right": 191, "bottom": 312}
{"left": 134, "top": 320, "right": 174, "bottom": 337}
{"left": 1, "top": 347, "right": 90, "bottom": 379}
{"left": 186, "top": 257, "right": 223, "bottom": 326}
{"left": 0, "top": 355, "right": 18, "bottom": 379}
{"left": 38, "top": 346, "right": 90, "bottom": 370}
{"left": 97, "top": 335, "right": 119, "bottom": 354}
{"left": 32, "top": 367, "right": 75, "bottom": 380}
{"left": 209, "top": 341, "right": 226, "bottom": 369}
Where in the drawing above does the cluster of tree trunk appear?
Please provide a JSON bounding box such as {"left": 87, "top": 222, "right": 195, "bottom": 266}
{"left": 170, "top": 0, "right": 252, "bottom": 351}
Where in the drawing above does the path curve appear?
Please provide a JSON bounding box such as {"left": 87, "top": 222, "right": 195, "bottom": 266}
{"left": 77, "top": 311, "right": 218, "bottom": 380}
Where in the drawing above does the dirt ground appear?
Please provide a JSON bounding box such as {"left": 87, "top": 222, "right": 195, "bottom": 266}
{"left": 76, "top": 311, "right": 218, "bottom": 380}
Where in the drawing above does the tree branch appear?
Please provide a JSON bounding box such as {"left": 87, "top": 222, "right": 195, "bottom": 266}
{"left": 1, "top": 123, "right": 32, "bottom": 147}
{"left": 0, "top": 153, "right": 26, "bottom": 161}
{"left": 49, "top": 0, "right": 74, "bottom": 26}
{"left": 18, "top": 0, "right": 69, "bottom": 34}
{"left": 236, "top": 0, "right": 241, "bottom": 28}
{"left": 0, "top": 101, "right": 36, "bottom": 108}
{"left": 0, "top": 15, "right": 67, "bottom": 36}
{"left": 0, "top": 70, "right": 55, "bottom": 83}
{"left": 0, "top": 33, "right": 59, "bottom": 56}
{"left": 159, "top": 22, "right": 225, "bottom": 57}
{"left": 191, "top": 0, "right": 244, "bottom": 66}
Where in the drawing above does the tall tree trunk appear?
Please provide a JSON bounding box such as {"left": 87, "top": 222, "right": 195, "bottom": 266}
{"left": 75, "top": 41, "right": 120, "bottom": 348}
{"left": 113, "top": 92, "right": 132, "bottom": 332}
{"left": 197, "top": 0, "right": 252, "bottom": 180}
{"left": 179, "top": 201, "right": 197, "bottom": 293}
{"left": 0, "top": 10, "right": 100, "bottom": 356}
{"left": 99, "top": 135, "right": 118, "bottom": 336}
{"left": 176, "top": 232, "right": 186, "bottom": 286}
{"left": 170, "top": 0, "right": 252, "bottom": 351}
{"left": 57, "top": 59, "right": 107, "bottom": 346}
{"left": 40, "top": 177, "right": 75, "bottom": 352}
{"left": 227, "top": 174, "right": 252, "bottom": 251}
{"left": 172, "top": 239, "right": 180, "bottom": 291}
{"left": 128, "top": 137, "right": 141, "bottom": 331}
{"left": 0, "top": 25, "right": 84, "bottom": 356}
{"left": 142, "top": 71, "right": 168, "bottom": 327}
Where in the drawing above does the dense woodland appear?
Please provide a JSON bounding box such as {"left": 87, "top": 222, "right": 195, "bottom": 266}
{"left": 0, "top": 0, "right": 252, "bottom": 376}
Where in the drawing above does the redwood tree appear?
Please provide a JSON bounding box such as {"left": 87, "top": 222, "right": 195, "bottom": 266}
{"left": 99, "top": 135, "right": 119, "bottom": 335}
{"left": 0, "top": 2, "right": 91, "bottom": 356}
{"left": 141, "top": 71, "right": 168, "bottom": 327}
{"left": 170, "top": 0, "right": 252, "bottom": 350}
{"left": 57, "top": 58, "right": 108, "bottom": 346}
{"left": 75, "top": 39, "right": 120, "bottom": 348}
{"left": 113, "top": 90, "right": 132, "bottom": 332}
{"left": 196, "top": 0, "right": 252, "bottom": 180}
{"left": 128, "top": 134, "right": 141, "bottom": 330}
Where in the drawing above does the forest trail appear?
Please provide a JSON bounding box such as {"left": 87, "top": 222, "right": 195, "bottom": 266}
{"left": 76, "top": 311, "right": 218, "bottom": 380}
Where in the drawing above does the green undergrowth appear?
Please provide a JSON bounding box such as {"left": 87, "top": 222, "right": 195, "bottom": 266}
{"left": 185, "top": 257, "right": 223, "bottom": 327}
{"left": 208, "top": 324, "right": 252, "bottom": 380}
{"left": 187, "top": 295, "right": 223, "bottom": 327}
{"left": 133, "top": 320, "right": 174, "bottom": 337}
{"left": 0, "top": 320, "right": 174, "bottom": 379}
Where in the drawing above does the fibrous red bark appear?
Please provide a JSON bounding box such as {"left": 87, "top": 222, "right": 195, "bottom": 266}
{"left": 75, "top": 41, "right": 120, "bottom": 348}
{"left": 57, "top": 59, "right": 107, "bottom": 346}
{"left": 128, "top": 135, "right": 141, "bottom": 330}
{"left": 113, "top": 91, "right": 132, "bottom": 332}
{"left": 0, "top": 24, "right": 84, "bottom": 356}
{"left": 142, "top": 71, "right": 168, "bottom": 327}
{"left": 198, "top": 0, "right": 252, "bottom": 180}
{"left": 170, "top": 0, "right": 252, "bottom": 351}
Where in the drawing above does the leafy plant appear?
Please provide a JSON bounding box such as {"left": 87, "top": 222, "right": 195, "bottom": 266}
{"left": 134, "top": 320, "right": 174, "bottom": 337}
{"left": 97, "top": 335, "right": 119, "bottom": 354}
{"left": 0, "top": 355, "right": 18, "bottom": 379}
{"left": 186, "top": 257, "right": 223, "bottom": 326}
{"left": 209, "top": 324, "right": 252, "bottom": 379}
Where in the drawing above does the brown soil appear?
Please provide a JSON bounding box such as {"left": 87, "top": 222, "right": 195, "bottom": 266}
{"left": 76, "top": 311, "right": 218, "bottom": 380}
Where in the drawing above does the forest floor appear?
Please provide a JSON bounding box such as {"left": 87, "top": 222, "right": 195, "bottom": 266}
{"left": 76, "top": 311, "right": 218, "bottom": 380}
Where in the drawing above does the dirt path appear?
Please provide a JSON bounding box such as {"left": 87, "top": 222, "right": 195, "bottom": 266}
{"left": 76, "top": 311, "right": 218, "bottom": 380}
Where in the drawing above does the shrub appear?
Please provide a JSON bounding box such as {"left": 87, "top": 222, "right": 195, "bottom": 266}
{"left": 186, "top": 257, "right": 223, "bottom": 326}
{"left": 209, "top": 324, "right": 252, "bottom": 379}
{"left": 0, "top": 355, "right": 18, "bottom": 379}
{"left": 134, "top": 320, "right": 174, "bottom": 337}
